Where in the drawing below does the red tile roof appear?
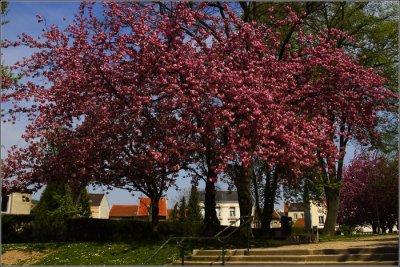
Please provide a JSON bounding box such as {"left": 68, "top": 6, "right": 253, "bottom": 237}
{"left": 109, "top": 205, "right": 138, "bottom": 217}
{"left": 137, "top": 198, "right": 167, "bottom": 217}
{"left": 293, "top": 218, "right": 305, "bottom": 228}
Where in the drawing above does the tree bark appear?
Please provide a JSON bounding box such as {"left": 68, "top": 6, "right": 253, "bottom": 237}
{"left": 372, "top": 222, "right": 377, "bottom": 233}
{"left": 151, "top": 196, "right": 160, "bottom": 232}
{"left": 235, "top": 165, "right": 254, "bottom": 236}
{"left": 260, "top": 166, "right": 279, "bottom": 237}
{"left": 322, "top": 122, "right": 349, "bottom": 235}
{"left": 252, "top": 169, "right": 262, "bottom": 222}
{"left": 323, "top": 186, "right": 340, "bottom": 235}
{"left": 203, "top": 180, "right": 220, "bottom": 235}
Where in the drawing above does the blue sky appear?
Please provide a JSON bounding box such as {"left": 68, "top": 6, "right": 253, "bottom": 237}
{"left": 1, "top": 2, "right": 356, "bottom": 210}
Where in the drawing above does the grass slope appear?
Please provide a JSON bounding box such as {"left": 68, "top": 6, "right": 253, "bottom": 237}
{"left": 2, "top": 242, "right": 180, "bottom": 265}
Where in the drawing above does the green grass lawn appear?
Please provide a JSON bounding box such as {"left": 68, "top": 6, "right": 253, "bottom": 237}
{"left": 2, "top": 241, "right": 180, "bottom": 265}
{"left": 318, "top": 233, "right": 397, "bottom": 242}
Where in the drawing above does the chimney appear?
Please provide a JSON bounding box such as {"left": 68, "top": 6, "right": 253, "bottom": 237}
{"left": 284, "top": 202, "right": 289, "bottom": 214}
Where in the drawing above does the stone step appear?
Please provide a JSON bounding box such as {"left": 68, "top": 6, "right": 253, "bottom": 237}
{"left": 193, "top": 247, "right": 398, "bottom": 256}
{"left": 236, "top": 253, "right": 397, "bottom": 262}
{"left": 186, "top": 253, "right": 398, "bottom": 262}
{"left": 174, "top": 260, "right": 399, "bottom": 266}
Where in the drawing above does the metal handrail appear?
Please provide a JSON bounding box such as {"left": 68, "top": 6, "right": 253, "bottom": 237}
{"left": 143, "top": 216, "right": 253, "bottom": 265}
{"left": 214, "top": 216, "right": 244, "bottom": 237}
{"left": 222, "top": 216, "right": 253, "bottom": 240}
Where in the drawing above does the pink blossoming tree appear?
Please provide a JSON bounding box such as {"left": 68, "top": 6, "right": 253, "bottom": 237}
{"left": 2, "top": 2, "right": 395, "bottom": 234}
{"left": 338, "top": 152, "right": 398, "bottom": 233}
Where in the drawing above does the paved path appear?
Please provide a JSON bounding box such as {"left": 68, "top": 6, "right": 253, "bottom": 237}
{"left": 263, "top": 235, "right": 398, "bottom": 251}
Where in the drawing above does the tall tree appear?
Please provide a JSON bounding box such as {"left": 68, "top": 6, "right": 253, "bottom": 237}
{"left": 338, "top": 152, "right": 398, "bottom": 233}
{"left": 187, "top": 185, "right": 202, "bottom": 223}
{"left": 178, "top": 196, "right": 187, "bottom": 222}
{"left": 245, "top": 2, "right": 398, "bottom": 235}
{"left": 169, "top": 202, "right": 179, "bottom": 222}
{"left": 32, "top": 181, "right": 90, "bottom": 241}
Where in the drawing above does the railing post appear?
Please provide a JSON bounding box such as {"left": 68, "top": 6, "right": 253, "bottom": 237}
{"left": 246, "top": 219, "right": 250, "bottom": 256}
{"left": 221, "top": 240, "right": 225, "bottom": 265}
{"left": 180, "top": 244, "right": 185, "bottom": 266}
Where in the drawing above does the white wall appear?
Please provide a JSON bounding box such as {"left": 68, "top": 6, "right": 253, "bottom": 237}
{"left": 200, "top": 202, "right": 281, "bottom": 228}
{"left": 288, "top": 202, "right": 327, "bottom": 229}
{"left": 2, "top": 193, "right": 32, "bottom": 215}
{"left": 310, "top": 202, "right": 326, "bottom": 229}
{"left": 200, "top": 202, "right": 240, "bottom": 226}
{"left": 99, "top": 196, "right": 110, "bottom": 219}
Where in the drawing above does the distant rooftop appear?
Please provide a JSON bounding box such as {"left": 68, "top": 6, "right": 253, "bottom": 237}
{"left": 88, "top": 193, "right": 105, "bottom": 206}
{"left": 288, "top": 203, "right": 306, "bottom": 212}
{"left": 199, "top": 191, "right": 238, "bottom": 202}
{"left": 138, "top": 198, "right": 167, "bottom": 217}
{"left": 293, "top": 218, "right": 305, "bottom": 228}
{"left": 109, "top": 205, "right": 138, "bottom": 217}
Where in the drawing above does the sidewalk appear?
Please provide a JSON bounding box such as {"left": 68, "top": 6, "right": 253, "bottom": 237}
{"left": 263, "top": 235, "right": 398, "bottom": 251}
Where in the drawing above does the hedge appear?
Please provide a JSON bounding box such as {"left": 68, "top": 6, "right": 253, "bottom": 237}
{"left": 2, "top": 214, "right": 34, "bottom": 243}
{"left": 1, "top": 214, "right": 204, "bottom": 243}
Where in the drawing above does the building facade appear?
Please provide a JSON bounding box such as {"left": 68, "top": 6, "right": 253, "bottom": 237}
{"left": 199, "top": 191, "right": 241, "bottom": 226}
{"left": 1, "top": 192, "right": 32, "bottom": 215}
{"left": 88, "top": 193, "right": 110, "bottom": 219}
{"left": 285, "top": 201, "right": 327, "bottom": 229}
{"left": 199, "top": 191, "right": 281, "bottom": 228}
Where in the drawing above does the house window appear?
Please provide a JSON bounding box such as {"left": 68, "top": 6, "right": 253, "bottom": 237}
{"left": 319, "top": 216, "right": 324, "bottom": 224}
{"left": 229, "top": 207, "right": 236, "bottom": 218}
{"left": 301, "top": 213, "right": 304, "bottom": 218}
{"left": 1, "top": 195, "right": 9, "bottom": 212}
{"left": 294, "top": 213, "right": 298, "bottom": 220}
{"left": 216, "top": 207, "right": 220, "bottom": 218}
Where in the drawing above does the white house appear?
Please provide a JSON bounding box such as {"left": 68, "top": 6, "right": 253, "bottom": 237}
{"left": 285, "top": 201, "right": 327, "bottom": 229}
{"left": 199, "top": 191, "right": 281, "bottom": 228}
{"left": 88, "top": 193, "right": 110, "bottom": 219}
{"left": 1, "top": 192, "right": 32, "bottom": 215}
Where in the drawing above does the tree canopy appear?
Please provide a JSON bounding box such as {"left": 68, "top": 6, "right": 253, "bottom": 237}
{"left": 338, "top": 152, "right": 398, "bottom": 233}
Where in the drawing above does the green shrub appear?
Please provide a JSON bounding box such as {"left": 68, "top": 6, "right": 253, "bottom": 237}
{"left": 291, "top": 227, "right": 309, "bottom": 235}
{"left": 338, "top": 224, "right": 355, "bottom": 235}
{"left": 65, "top": 219, "right": 203, "bottom": 242}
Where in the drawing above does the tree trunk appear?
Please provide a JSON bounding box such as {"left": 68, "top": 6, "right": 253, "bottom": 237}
{"left": 303, "top": 179, "right": 312, "bottom": 231}
{"left": 322, "top": 122, "right": 348, "bottom": 235}
{"left": 235, "top": 165, "right": 254, "bottom": 237}
{"left": 203, "top": 180, "right": 220, "bottom": 235}
{"left": 372, "top": 222, "right": 377, "bottom": 233}
{"left": 323, "top": 186, "right": 340, "bottom": 235}
{"left": 252, "top": 169, "right": 262, "bottom": 223}
{"left": 202, "top": 141, "right": 220, "bottom": 236}
{"left": 151, "top": 197, "right": 160, "bottom": 232}
{"left": 260, "top": 166, "right": 279, "bottom": 238}
{"left": 261, "top": 204, "right": 273, "bottom": 238}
